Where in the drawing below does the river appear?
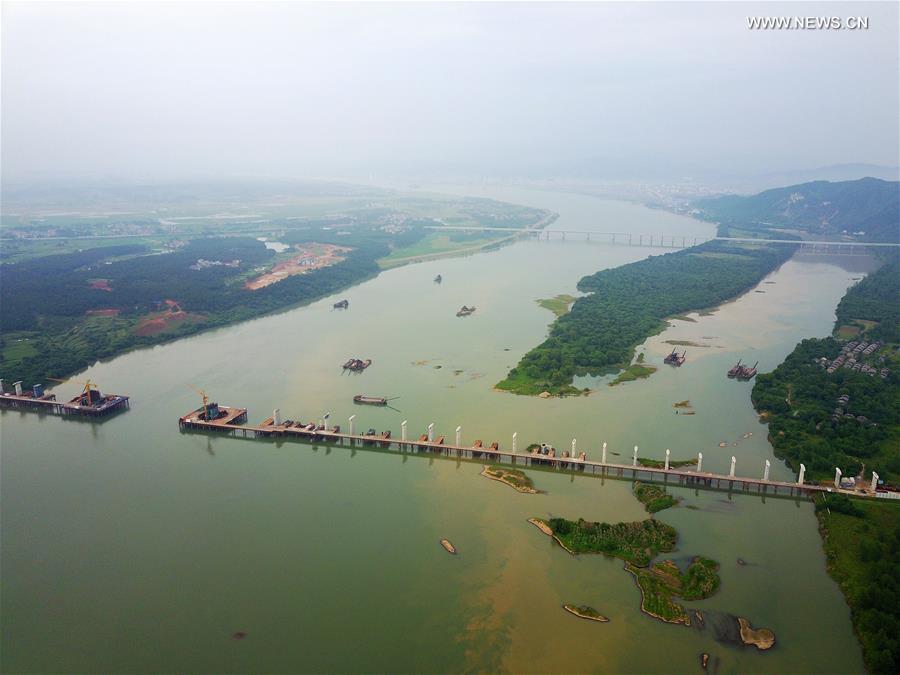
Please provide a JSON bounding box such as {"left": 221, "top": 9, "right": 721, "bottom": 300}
{"left": 0, "top": 186, "right": 874, "bottom": 673}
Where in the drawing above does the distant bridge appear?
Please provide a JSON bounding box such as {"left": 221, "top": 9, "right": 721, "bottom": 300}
{"left": 425, "top": 225, "right": 899, "bottom": 253}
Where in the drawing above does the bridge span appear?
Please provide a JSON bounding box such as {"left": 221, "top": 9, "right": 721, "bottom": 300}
{"left": 425, "top": 225, "right": 899, "bottom": 253}
{"left": 179, "top": 405, "right": 883, "bottom": 502}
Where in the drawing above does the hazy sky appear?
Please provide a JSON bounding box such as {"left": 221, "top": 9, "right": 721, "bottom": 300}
{"left": 2, "top": 1, "right": 898, "bottom": 182}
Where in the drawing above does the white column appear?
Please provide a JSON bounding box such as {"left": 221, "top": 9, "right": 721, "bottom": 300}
{"left": 763, "top": 460, "right": 771, "bottom": 481}
{"left": 348, "top": 414, "right": 356, "bottom": 436}
{"left": 697, "top": 452, "right": 703, "bottom": 473}
{"left": 834, "top": 467, "right": 842, "bottom": 489}
{"left": 427, "top": 423, "right": 434, "bottom": 442}
{"left": 14, "top": 381, "right": 23, "bottom": 396}
{"left": 0, "top": 379, "right": 4, "bottom": 393}
{"left": 401, "top": 420, "right": 407, "bottom": 442}
{"left": 664, "top": 449, "right": 670, "bottom": 471}
{"left": 871, "top": 472, "right": 879, "bottom": 493}
{"left": 512, "top": 432, "right": 518, "bottom": 453}
{"left": 601, "top": 442, "right": 607, "bottom": 464}
{"left": 571, "top": 438, "right": 577, "bottom": 457}
{"left": 633, "top": 445, "right": 638, "bottom": 467}
{"left": 798, "top": 463, "right": 806, "bottom": 485}
{"left": 456, "top": 426, "right": 462, "bottom": 447}
{"left": 729, "top": 456, "right": 736, "bottom": 478}
{"left": 273, "top": 408, "right": 282, "bottom": 426}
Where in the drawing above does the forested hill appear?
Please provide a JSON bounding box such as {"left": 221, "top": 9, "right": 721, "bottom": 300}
{"left": 496, "top": 240, "right": 795, "bottom": 396}
{"left": 693, "top": 177, "right": 900, "bottom": 243}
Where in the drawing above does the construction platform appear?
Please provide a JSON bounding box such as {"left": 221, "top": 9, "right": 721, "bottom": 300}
{"left": 0, "top": 390, "right": 130, "bottom": 418}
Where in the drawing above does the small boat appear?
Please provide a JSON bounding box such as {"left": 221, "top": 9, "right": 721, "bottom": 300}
{"left": 727, "top": 359, "right": 743, "bottom": 378}
{"left": 434, "top": 274, "right": 442, "bottom": 283}
{"left": 456, "top": 305, "right": 476, "bottom": 317}
{"left": 333, "top": 299, "right": 349, "bottom": 310}
{"left": 736, "top": 361, "right": 759, "bottom": 380}
{"left": 353, "top": 394, "right": 388, "bottom": 406}
{"left": 440, "top": 538, "right": 457, "bottom": 554}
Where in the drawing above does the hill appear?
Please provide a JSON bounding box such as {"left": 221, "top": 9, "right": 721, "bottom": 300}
{"left": 694, "top": 178, "right": 899, "bottom": 243}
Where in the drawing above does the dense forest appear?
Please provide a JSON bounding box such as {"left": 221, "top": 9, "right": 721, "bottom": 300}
{"left": 834, "top": 257, "right": 900, "bottom": 343}
{"left": 497, "top": 240, "right": 795, "bottom": 395}
{"left": 693, "top": 177, "right": 900, "bottom": 243}
{"left": 751, "top": 258, "right": 900, "bottom": 482}
{"left": 817, "top": 496, "right": 900, "bottom": 674}
{"left": 0, "top": 227, "right": 427, "bottom": 387}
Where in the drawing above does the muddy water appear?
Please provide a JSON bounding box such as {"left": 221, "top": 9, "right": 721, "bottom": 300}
{"left": 0, "top": 186, "right": 871, "bottom": 673}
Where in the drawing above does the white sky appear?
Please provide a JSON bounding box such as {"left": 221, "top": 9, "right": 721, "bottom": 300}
{"left": 2, "top": 1, "right": 898, "bottom": 181}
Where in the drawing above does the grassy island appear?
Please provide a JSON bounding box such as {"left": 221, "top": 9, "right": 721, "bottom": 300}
{"left": 496, "top": 240, "right": 795, "bottom": 396}
{"left": 538, "top": 517, "right": 677, "bottom": 567}
{"left": 609, "top": 363, "right": 657, "bottom": 386}
{"left": 637, "top": 457, "right": 697, "bottom": 470}
{"left": 481, "top": 465, "right": 540, "bottom": 493}
{"left": 633, "top": 482, "right": 679, "bottom": 513}
{"left": 537, "top": 294, "right": 578, "bottom": 317}
{"left": 563, "top": 605, "right": 609, "bottom": 622}
{"left": 625, "top": 557, "right": 721, "bottom": 625}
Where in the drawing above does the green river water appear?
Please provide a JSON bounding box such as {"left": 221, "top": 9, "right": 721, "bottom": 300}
{"left": 1, "top": 186, "right": 875, "bottom": 673}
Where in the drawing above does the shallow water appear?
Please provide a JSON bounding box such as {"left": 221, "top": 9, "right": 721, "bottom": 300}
{"left": 0, "top": 187, "right": 872, "bottom": 673}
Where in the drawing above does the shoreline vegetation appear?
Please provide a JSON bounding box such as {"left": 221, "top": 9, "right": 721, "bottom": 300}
{"left": 1, "top": 198, "right": 554, "bottom": 388}
{"left": 496, "top": 239, "right": 796, "bottom": 396}
{"left": 481, "top": 466, "right": 540, "bottom": 493}
{"left": 750, "top": 255, "right": 899, "bottom": 673}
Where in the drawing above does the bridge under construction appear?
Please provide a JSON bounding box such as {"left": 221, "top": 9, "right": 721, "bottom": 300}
{"left": 178, "top": 403, "right": 883, "bottom": 501}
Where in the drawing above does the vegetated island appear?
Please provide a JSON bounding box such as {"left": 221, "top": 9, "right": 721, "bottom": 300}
{"left": 563, "top": 604, "right": 609, "bottom": 622}
{"left": 530, "top": 515, "right": 780, "bottom": 648}
{"left": 531, "top": 517, "right": 677, "bottom": 566}
{"left": 537, "top": 294, "right": 578, "bottom": 318}
{"left": 625, "top": 557, "right": 720, "bottom": 625}
{"left": 633, "top": 482, "right": 679, "bottom": 513}
{"left": 751, "top": 256, "right": 899, "bottom": 674}
{"left": 637, "top": 456, "right": 697, "bottom": 470}
{"left": 496, "top": 239, "right": 795, "bottom": 396}
{"left": 481, "top": 465, "right": 541, "bottom": 494}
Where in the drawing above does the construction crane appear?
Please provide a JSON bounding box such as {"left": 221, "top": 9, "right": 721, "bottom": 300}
{"left": 49, "top": 377, "right": 100, "bottom": 398}
{"left": 188, "top": 384, "right": 209, "bottom": 409}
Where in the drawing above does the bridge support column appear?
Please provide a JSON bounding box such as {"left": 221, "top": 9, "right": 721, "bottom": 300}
{"left": 763, "top": 460, "right": 770, "bottom": 481}
{"left": 697, "top": 452, "right": 703, "bottom": 473}
{"left": 428, "top": 423, "right": 434, "bottom": 442}
{"left": 512, "top": 432, "right": 517, "bottom": 453}
{"left": 633, "top": 445, "right": 639, "bottom": 467}
{"left": 798, "top": 463, "right": 805, "bottom": 485}
{"left": 601, "top": 442, "right": 607, "bottom": 464}
{"left": 273, "top": 408, "right": 282, "bottom": 426}
{"left": 401, "top": 420, "right": 407, "bottom": 442}
{"left": 834, "top": 467, "right": 842, "bottom": 488}
{"left": 665, "top": 449, "right": 670, "bottom": 471}
{"left": 730, "top": 456, "right": 736, "bottom": 477}
{"left": 871, "top": 472, "right": 879, "bottom": 493}
{"left": 456, "top": 426, "right": 462, "bottom": 447}
{"left": 349, "top": 414, "right": 356, "bottom": 437}
{"left": 571, "top": 438, "right": 577, "bottom": 457}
